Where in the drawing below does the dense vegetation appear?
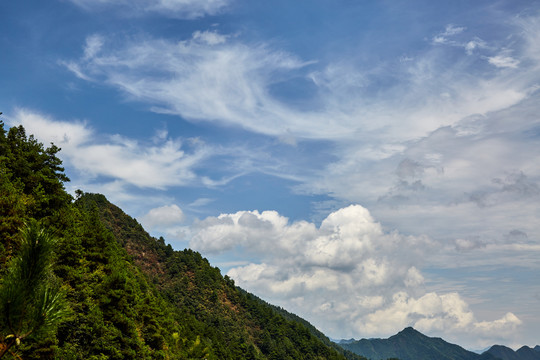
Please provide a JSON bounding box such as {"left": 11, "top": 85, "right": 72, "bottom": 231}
{"left": 0, "top": 119, "right": 366, "bottom": 359}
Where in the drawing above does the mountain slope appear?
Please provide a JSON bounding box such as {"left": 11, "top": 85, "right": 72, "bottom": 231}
{"left": 80, "top": 192, "right": 367, "bottom": 360}
{"left": 337, "top": 327, "right": 500, "bottom": 360}
{"left": 516, "top": 346, "right": 540, "bottom": 360}
{"left": 486, "top": 345, "right": 540, "bottom": 360}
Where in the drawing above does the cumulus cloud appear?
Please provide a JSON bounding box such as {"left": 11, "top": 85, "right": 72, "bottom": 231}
{"left": 67, "top": 0, "right": 231, "bottom": 19}
{"left": 189, "top": 205, "right": 520, "bottom": 344}
{"left": 305, "top": 90, "right": 540, "bottom": 250}
{"left": 472, "top": 313, "right": 523, "bottom": 347}
{"left": 140, "top": 204, "right": 185, "bottom": 229}
{"left": 138, "top": 204, "right": 189, "bottom": 242}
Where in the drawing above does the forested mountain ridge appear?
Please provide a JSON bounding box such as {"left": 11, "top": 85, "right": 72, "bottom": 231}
{"left": 485, "top": 344, "right": 540, "bottom": 360}
{"left": 0, "top": 120, "right": 365, "bottom": 359}
{"left": 337, "top": 327, "right": 502, "bottom": 360}
{"left": 337, "top": 327, "right": 540, "bottom": 360}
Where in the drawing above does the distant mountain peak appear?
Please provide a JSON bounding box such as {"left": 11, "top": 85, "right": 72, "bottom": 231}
{"left": 398, "top": 326, "right": 420, "bottom": 334}
{"left": 338, "top": 327, "right": 481, "bottom": 360}
{"left": 401, "top": 326, "right": 416, "bottom": 332}
{"left": 486, "top": 344, "right": 540, "bottom": 360}
{"left": 392, "top": 326, "right": 426, "bottom": 339}
{"left": 337, "top": 328, "right": 538, "bottom": 360}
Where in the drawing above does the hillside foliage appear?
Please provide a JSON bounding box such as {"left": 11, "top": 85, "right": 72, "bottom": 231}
{"left": 0, "top": 119, "right": 365, "bottom": 359}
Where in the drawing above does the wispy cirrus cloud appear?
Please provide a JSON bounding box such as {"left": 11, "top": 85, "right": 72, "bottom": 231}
{"left": 64, "top": 16, "right": 539, "bottom": 144}
{"left": 67, "top": 0, "right": 232, "bottom": 19}
{"left": 432, "top": 24, "right": 466, "bottom": 44}
{"left": 64, "top": 31, "right": 332, "bottom": 139}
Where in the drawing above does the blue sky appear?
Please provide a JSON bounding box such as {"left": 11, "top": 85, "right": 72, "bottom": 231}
{"left": 2, "top": 0, "right": 540, "bottom": 350}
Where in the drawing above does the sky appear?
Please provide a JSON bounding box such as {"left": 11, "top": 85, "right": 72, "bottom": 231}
{"left": 1, "top": 0, "right": 540, "bottom": 351}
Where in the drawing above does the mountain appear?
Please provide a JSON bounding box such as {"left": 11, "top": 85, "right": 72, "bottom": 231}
{"left": 86, "top": 191, "right": 366, "bottom": 360}
{"left": 337, "top": 327, "right": 501, "bottom": 360}
{"left": 485, "top": 345, "right": 540, "bottom": 360}
{"left": 486, "top": 346, "right": 520, "bottom": 360}
{"left": 516, "top": 346, "right": 540, "bottom": 360}
{"left": 0, "top": 121, "right": 365, "bottom": 359}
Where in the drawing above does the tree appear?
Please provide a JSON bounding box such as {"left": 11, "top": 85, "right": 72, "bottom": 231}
{"left": 0, "top": 221, "right": 68, "bottom": 358}
{"left": 0, "top": 122, "right": 71, "bottom": 220}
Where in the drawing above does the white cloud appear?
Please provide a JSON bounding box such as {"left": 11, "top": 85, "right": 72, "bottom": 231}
{"left": 83, "top": 34, "right": 104, "bottom": 60}
{"left": 189, "top": 205, "right": 521, "bottom": 345}
{"left": 432, "top": 24, "right": 466, "bottom": 44}
{"left": 360, "top": 291, "right": 521, "bottom": 348}
{"left": 515, "top": 13, "right": 540, "bottom": 62}
{"left": 192, "top": 30, "right": 229, "bottom": 45}
{"left": 138, "top": 204, "right": 189, "bottom": 242}
{"left": 303, "top": 91, "right": 540, "bottom": 250}
{"left": 66, "top": 32, "right": 337, "bottom": 139}
{"left": 488, "top": 54, "right": 520, "bottom": 68}
{"left": 7, "top": 108, "right": 92, "bottom": 149}
{"left": 188, "top": 197, "right": 215, "bottom": 207}
{"left": 65, "top": 18, "right": 538, "bottom": 146}
{"left": 473, "top": 312, "right": 522, "bottom": 338}
{"left": 9, "top": 108, "right": 210, "bottom": 189}
{"left": 464, "top": 38, "right": 488, "bottom": 55}
{"left": 68, "top": 0, "right": 231, "bottom": 19}
{"left": 443, "top": 24, "right": 466, "bottom": 36}
{"left": 140, "top": 204, "right": 185, "bottom": 229}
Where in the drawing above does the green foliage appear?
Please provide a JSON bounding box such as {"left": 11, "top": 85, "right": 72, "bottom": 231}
{"left": 0, "top": 120, "right": 71, "bottom": 274}
{"left": 0, "top": 221, "right": 68, "bottom": 359}
{"left": 0, "top": 122, "right": 71, "bottom": 220}
{"left": 88, "top": 192, "right": 364, "bottom": 360}
{"left": 0, "top": 169, "right": 31, "bottom": 270}
{"left": 52, "top": 204, "right": 177, "bottom": 359}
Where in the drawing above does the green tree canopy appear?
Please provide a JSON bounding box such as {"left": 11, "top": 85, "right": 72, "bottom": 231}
{"left": 0, "top": 221, "right": 68, "bottom": 359}
{"left": 0, "top": 121, "right": 71, "bottom": 220}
